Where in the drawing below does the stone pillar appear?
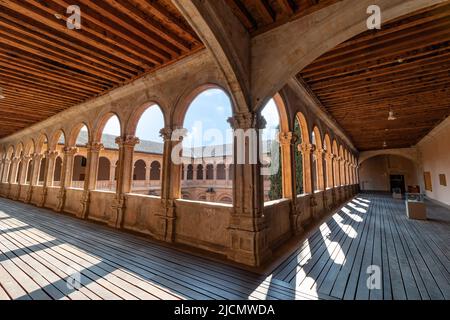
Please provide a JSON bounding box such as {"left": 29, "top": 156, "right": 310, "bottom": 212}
{"left": 299, "top": 143, "right": 314, "bottom": 194}
{"left": 9, "top": 157, "right": 19, "bottom": 184}
{"left": 0, "top": 159, "right": 4, "bottom": 183}
{"left": 325, "top": 153, "right": 335, "bottom": 189}
{"left": 227, "top": 112, "right": 271, "bottom": 267}
{"left": 38, "top": 151, "right": 57, "bottom": 207}
{"left": 339, "top": 157, "right": 345, "bottom": 186}
{"left": 280, "top": 131, "right": 302, "bottom": 234}
{"left": 19, "top": 156, "right": 30, "bottom": 185}
{"left": 109, "top": 135, "right": 139, "bottom": 228}
{"left": 157, "top": 127, "right": 184, "bottom": 242}
{"left": 2, "top": 159, "right": 10, "bottom": 183}
{"left": 80, "top": 142, "right": 104, "bottom": 219}
{"left": 56, "top": 147, "right": 78, "bottom": 212}
{"left": 26, "top": 154, "right": 41, "bottom": 203}
{"left": 44, "top": 151, "right": 58, "bottom": 187}
{"left": 279, "top": 131, "right": 294, "bottom": 199}
{"left": 315, "top": 147, "right": 325, "bottom": 191}
{"left": 7, "top": 157, "right": 20, "bottom": 199}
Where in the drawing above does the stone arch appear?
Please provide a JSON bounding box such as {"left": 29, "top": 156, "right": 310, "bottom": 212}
{"left": 126, "top": 102, "right": 167, "bottom": 136}
{"left": 24, "top": 139, "right": 35, "bottom": 156}
{"left": 68, "top": 123, "right": 91, "bottom": 147}
{"left": 186, "top": 164, "right": 194, "bottom": 180}
{"left": 294, "top": 111, "right": 311, "bottom": 194}
{"left": 53, "top": 156, "right": 63, "bottom": 183}
{"left": 98, "top": 157, "right": 111, "bottom": 181}
{"left": 252, "top": 0, "right": 441, "bottom": 109}
{"left": 218, "top": 195, "right": 233, "bottom": 204}
{"left": 295, "top": 112, "right": 310, "bottom": 144}
{"left": 14, "top": 143, "right": 24, "bottom": 184}
{"left": 311, "top": 126, "right": 324, "bottom": 191}
{"left": 72, "top": 155, "right": 87, "bottom": 183}
{"left": 339, "top": 145, "right": 345, "bottom": 186}
{"left": 150, "top": 161, "right": 161, "bottom": 181}
{"left": 332, "top": 140, "right": 340, "bottom": 187}
{"left": 133, "top": 159, "right": 146, "bottom": 181}
{"left": 93, "top": 112, "right": 123, "bottom": 142}
{"left": 206, "top": 164, "right": 214, "bottom": 180}
{"left": 14, "top": 142, "right": 24, "bottom": 157}
{"left": 216, "top": 163, "right": 226, "bottom": 180}
{"left": 36, "top": 133, "right": 49, "bottom": 154}
{"left": 359, "top": 149, "right": 419, "bottom": 165}
{"left": 49, "top": 129, "right": 67, "bottom": 150}
{"left": 172, "top": 83, "right": 234, "bottom": 127}
{"left": 323, "top": 134, "right": 333, "bottom": 189}
{"left": 196, "top": 164, "right": 203, "bottom": 180}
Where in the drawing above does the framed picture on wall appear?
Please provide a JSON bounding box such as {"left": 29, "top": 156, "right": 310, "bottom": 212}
{"left": 424, "top": 172, "right": 432, "bottom": 191}
{"left": 439, "top": 174, "right": 447, "bottom": 187}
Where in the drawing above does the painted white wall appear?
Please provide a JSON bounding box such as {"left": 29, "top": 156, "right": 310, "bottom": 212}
{"left": 417, "top": 116, "right": 450, "bottom": 206}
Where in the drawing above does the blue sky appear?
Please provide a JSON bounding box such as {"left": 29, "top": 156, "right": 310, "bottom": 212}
{"left": 87, "top": 89, "right": 280, "bottom": 147}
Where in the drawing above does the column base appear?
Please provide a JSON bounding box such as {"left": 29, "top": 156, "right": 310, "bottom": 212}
{"left": 227, "top": 227, "right": 272, "bottom": 267}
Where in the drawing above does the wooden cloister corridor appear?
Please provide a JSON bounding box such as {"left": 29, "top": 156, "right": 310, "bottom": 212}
{"left": 1, "top": 194, "right": 449, "bottom": 300}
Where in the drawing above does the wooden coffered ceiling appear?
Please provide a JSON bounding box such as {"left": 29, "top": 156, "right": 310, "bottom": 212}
{"left": 0, "top": 0, "right": 203, "bottom": 138}
{"left": 300, "top": 2, "right": 450, "bottom": 151}
{"left": 226, "top": 0, "right": 342, "bottom": 34}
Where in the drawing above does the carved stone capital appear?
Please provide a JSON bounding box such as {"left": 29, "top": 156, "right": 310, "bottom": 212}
{"left": 278, "top": 131, "right": 295, "bottom": 146}
{"left": 11, "top": 157, "right": 20, "bottom": 164}
{"left": 63, "top": 147, "right": 78, "bottom": 156}
{"left": 86, "top": 142, "right": 104, "bottom": 153}
{"left": 298, "top": 142, "right": 314, "bottom": 154}
{"left": 21, "top": 155, "right": 32, "bottom": 162}
{"left": 228, "top": 112, "right": 260, "bottom": 130}
{"left": 115, "top": 135, "right": 140, "bottom": 147}
{"left": 157, "top": 127, "right": 171, "bottom": 142}
{"left": 45, "top": 150, "right": 59, "bottom": 159}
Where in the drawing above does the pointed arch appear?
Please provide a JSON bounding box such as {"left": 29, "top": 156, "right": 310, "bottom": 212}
{"left": 68, "top": 123, "right": 90, "bottom": 147}
{"left": 295, "top": 112, "right": 311, "bottom": 194}
{"left": 49, "top": 129, "right": 67, "bottom": 150}
{"left": 93, "top": 112, "right": 122, "bottom": 143}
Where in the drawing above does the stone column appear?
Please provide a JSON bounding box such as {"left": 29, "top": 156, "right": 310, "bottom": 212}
{"left": 7, "top": 157, "right": 20, "bottom": 199}
{"left": 26, "top": 154, "right": 41, "bottom": 203}
{"left": 227, "top": 112, "right": 271, "bottom": 266}
{"left": 56, "top": 147, "right": 78, "bottom": 212}
{"left": 157, "top": 127, "right": 184, "bottom": 242}
{"left": 280, "top": 131, "right": 303, "bottom": 234}
{"left": 339, "top": 157, "right": 345, "bottom": 186}
{"left": 109, "top": 161, "right": 116, "bottom": 187}
{"left": 299, "top": 143, "right": 314, "bottom": 194}
{"left": 80, "top": 142, "right": 104, "bottom": 219}
{"left": 19, "top": 156, "right": 30, "bottom": 185}
{"left": 109, "top": 135, "right": 139, "bottom": 228}
{"left": 0, "top": 159, "right": 4, "bottom": 183}
{"left": 315, "top": 147, "right": 325, "bottom": 191}
{"left": 44, "top": 151, "right": 59, "bottom": 187}
{"left": 279, "top": 131, "right": 294, "bottom": 199}
{"left": 325, "top": 153, "right": 335, "bottom": 189}
{"left": 38, "top": 151, "right": 58, "bottom": 207}
{"left": 9, "top": 157, "right": 19, "bottom": 184}
{"left": 3, "top": 159, "right": 11, "bottom": 183}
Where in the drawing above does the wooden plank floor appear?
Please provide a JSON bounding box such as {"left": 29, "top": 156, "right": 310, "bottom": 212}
{"left": 0, "top": 197, "right": 324, "bottom": 300}
{"left": 0, "top": 194, "right": 449, "bottom": 300}
{"left": 271, "top": 193, "right": 450, "bottom": 300}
